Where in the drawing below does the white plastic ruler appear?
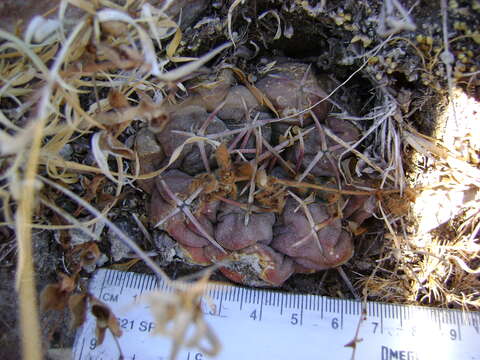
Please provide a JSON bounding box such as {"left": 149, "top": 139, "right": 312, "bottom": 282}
{"left": 73, "top": 269, "right": 480, "bottom": 360}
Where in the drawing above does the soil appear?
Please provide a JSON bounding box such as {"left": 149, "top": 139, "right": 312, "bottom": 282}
{"left": 0, "top": 0, "right": 479, "bottom": 358}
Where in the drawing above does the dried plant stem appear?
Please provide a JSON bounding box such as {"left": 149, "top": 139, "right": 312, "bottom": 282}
{"left": 14, "top": 30, "right": 65, "bottom": 356}
{"left": 227, "top": 0, "right": 245, "bottom": 46}
{"left": 273, "top": 178, "right": 377, "bottom": 196}
{"left": 347, "top": 304, "right": 367, "bottom": 360}
{"left": 337, "top": 266, "right": 360, "bottom": 300}
{"left": 10, "top": 15, "right": 89, "bottom": 357}
{"left": 16, "top": 147, "right": 43, "bottom": 360}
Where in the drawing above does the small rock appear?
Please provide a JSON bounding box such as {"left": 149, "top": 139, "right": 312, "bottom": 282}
{"left": 153, "top": 232, "right": 178, "bottom": 266}
{"left": 69, "top": 219, "right": 106, "bottom": 246}
{"left": 107, "top": 217, "right": 141, "bottom": 262}
{"left": 59, "top": 144, "right": 73, "bottom": 160}
{"left": 134, "top": 127, "right": 165, "bottom": 193}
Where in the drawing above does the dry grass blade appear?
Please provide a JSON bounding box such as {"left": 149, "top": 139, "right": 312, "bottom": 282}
{"left": 258, "top": 10, "right": 282, "bottom": 40}
{"left": 96, "top": 8, "right": 160, "bottom": 76}
{"left": 274, "top": 178, "right": 378, "bottom": 196}
{"left": 0, "top": 29, "right": 50, "bottom": 77}
{"left": 227, "top": 0, "right": 245, "bottom": 46}
{"left": 5, "top": 18, "right": 90, "bottom": 360}
{"left": 146, "top": 271, "right": 221, "bottom": 359}
{"left": 154, "top": 42, "right": 232, "bottom": 82}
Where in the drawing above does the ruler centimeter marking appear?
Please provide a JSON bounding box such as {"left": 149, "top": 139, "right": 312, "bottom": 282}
{"left": 73, "top": 269, "right": 480, "bottom": 360}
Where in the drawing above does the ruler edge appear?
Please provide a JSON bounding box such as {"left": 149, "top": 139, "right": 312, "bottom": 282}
{"left": 92, "top": 268, "right": 480, "bottom": 324}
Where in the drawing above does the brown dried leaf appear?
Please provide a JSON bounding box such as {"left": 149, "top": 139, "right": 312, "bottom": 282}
{"left": 101, "top": 21, "right": 128, "bottom": 37}
{"left": 94, "top": 108, "right": 139, "bottom": 128}
{"left": 109, "top": 258, "right": 140, "bottom": 271}
{"left": 91, "top": 298, "right": 122, "bottom": 345}
{"left": 97, "top": 44, "right": 144, "bottom": 70}
{"left": 74, "top": 176, "right": 106, "bottom": 216}
{"left": 68, "top": 293, "right": 88, "bottom": 329}
{"left": 58, "top": 273, "right": 77, "bottom": 293}
{"left": 230, "top": 67, "right": 279, "bottom": 117}
{"left": 40, "top": 284, "right": 66, "bottom": 311}
{"left": 108, "top": 314, "right": 123, "bottom": 338}
{"left": 63, "top": 43, "right": 144, "bottom": 75}
{"left": 98, "top": 131, "right": 135, "bottom": 160}
{"left": 79, "top": 242, "right": 101, "bottom": 266}
{"left": 132, "top": 93, "right": 171, "bottom": 133}
{"left": 166, "top": 28, "right": 182, "bottom": 58}
{"left": 148, "top": 112, "right": 171, "bottom": 133}
{"left": 51, "top": 212, "right": 71, "bottom": 247}
{"left": 247, "top": 84, "right": 280, "bottom": 117}
{"left": 40, "top": 273, "right": 76, "bottom": 311}
{"left": 96, "top": 93, "right": 166, "bottom": 134}
{"left": 344, "top": 339, "right": 358, "bottom": 349}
